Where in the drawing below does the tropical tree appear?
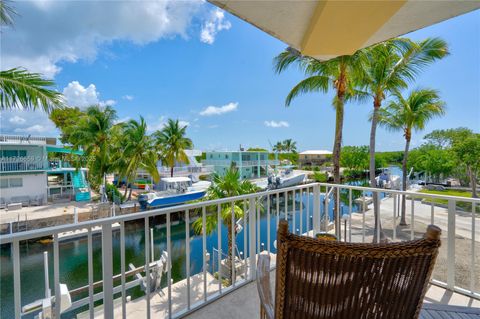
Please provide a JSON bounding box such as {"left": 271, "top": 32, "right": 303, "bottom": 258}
{"left": 408, "top": 144, "right": 455, "bottom": 183}
{"left": 282, "top": 139, "right": 297, "bottom": 153}
{"left": 363, "top": 37, "right": 448, "bottom": 237}
{"left": 274, "top": 47, "right": 367, "bottom": 234}
{"left": 153, "top": 119, "right": 193, "bottom": 177}
{"left": 0, "top": 2, "right": 64, "bottom": 112}
{"left": 192, "top": 167, "right": 258, "bottom": 284}
{"left": 378, "top": 89, "right": 446, "bottom": 224}
{"left": 64, "top": 105, "right": 118, "bottom": 188}
{"left": 424, "top": 127, "right": 473, "bottom": 149}
{"left": 340, "top": 145, "right": 369, "bottom": 174}
{"left": 451, "top": 133, "right": 480, "bottom": 198}
{"left": 114, "top": 117, "right": 160, "bottom": 200}
{"left": 0, "top": 0, "right": 15, "bottom": 26}
{"left": 272, "top": 141, "right": 284, "bottom": 153}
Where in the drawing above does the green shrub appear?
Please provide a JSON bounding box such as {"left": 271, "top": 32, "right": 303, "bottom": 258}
{"left": 312, "top": 171, "right": 328, "bottom": 182}
{"left": 106, "top": 183, "right": 123, "bottom": 203}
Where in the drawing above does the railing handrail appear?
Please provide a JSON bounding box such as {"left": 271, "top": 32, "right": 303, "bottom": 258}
{"left": 0, "top": 183, "right": 317, "bottom": 244}
{"left": 2, "top": 181, "right": 478, "bottom": 318}
{"left": 314, "top": 182, "right": 480, "bottom": 204}
{"left": 1, "top": 182, "right": 478, "bottom": 244}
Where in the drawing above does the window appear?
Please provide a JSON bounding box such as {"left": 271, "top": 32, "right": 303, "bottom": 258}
{"left": 9, "top": 178, "right": 23, "bottom": 187}
{"left": 2, "top": 150, "right": 18, "bottom": 157}
{"left": 0, "top": 177, "right": 23, "bottom": 188}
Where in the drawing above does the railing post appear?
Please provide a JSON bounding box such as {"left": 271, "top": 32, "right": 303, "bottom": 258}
{"left": 313, "top": 184, "right": 321, "bottom": 234}
{"left": 248, "top": 197, "right": 256, "bottom": 280}
{"left": 335, "top": 187, "right": 341, "bottom": 240}
{"left": 102, "top": 223, "right": 114, "bottom": 319}
{"left": 447, "top": 200, "right": 456, "bottom": 290}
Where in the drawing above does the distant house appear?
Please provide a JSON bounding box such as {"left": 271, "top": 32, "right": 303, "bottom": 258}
{"left": 203, "top": 151, "right": 279, "bottom": 179}
{"left": 0, "top": 135, "right": 91, "bottom": 206}
{"left": 298, "top": 150, "right": 332, "bottom": 167}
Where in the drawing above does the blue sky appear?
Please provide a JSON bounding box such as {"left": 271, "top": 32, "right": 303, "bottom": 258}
{"left": 1, "top": 1, "right": 479, "bottom": 151}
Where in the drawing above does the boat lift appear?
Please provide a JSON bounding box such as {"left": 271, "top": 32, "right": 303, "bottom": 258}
{"left": 22, "top": 228, "right": 169, "bottom": 319}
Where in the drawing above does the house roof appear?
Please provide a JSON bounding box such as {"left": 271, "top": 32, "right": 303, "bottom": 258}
{"left": 299, "top": 150, "right": 332, "bottom": 155}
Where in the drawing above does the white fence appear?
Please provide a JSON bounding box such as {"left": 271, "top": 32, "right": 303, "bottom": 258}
{"left": 0, "top": 156, "right": 46, "bottom": 171}
{"left": 0, "top": 182, "right": 478, "bottom": 318}
{"left": 0, "top": 135, "right": 48, "bottom": 145}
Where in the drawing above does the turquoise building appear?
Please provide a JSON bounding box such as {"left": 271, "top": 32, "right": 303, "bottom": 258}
{"left": 203, "top": 151, "right": 279, "bottom": 179}
{"left": 0, "top": 135, "right": 91, "bottom": 206}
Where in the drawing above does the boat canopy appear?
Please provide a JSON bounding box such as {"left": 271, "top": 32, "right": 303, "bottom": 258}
{"left": 162, "top": 177, "right": 192, "bottom": 183}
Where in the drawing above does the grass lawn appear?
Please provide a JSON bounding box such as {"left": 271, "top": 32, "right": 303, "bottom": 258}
{"left": 419, "top": 189, "right": 479, "bottom": 213}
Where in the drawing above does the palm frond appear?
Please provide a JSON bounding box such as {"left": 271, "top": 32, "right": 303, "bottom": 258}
{"left": 0, "top": 68, "right": 65, "bottom": 113}
{"left": 285, "top": 75, "right": 330, "bottom": 106}
{"left": 0, "top": 0, "right": 16, "bottom": 26}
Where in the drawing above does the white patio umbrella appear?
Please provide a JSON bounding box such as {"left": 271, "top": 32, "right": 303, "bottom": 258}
{"left": 209, "top": 0, "right": 480, "bottom": 60}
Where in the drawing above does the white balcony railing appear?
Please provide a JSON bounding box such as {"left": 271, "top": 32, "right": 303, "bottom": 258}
{"left": 157, "top": 165, "right": 215, "bottom": 176}
{"left": 0, "top": 156, "right": 46, "bottom": 172}
{"left": 0, "top": 183, "right": 478, "bottom": 318}
{"left": 0, "top": 134, "right": 48, "bottom": 145}
{"left": 202, "top": 160, "right": 279, "bottom": 166}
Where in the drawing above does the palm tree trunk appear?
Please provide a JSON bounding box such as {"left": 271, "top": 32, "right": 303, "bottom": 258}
{"left": 400, "top": 131, "right": 411, "bottom": 225}
{"left": 370, "top": 99, "right": 386, "bottom": 242}
{"left": 226, "top": 225, "right": 233, "bottom": 285}
{"left": 332, "top": 95, "right": 344, "bottom": 236}
{"left": 170, "top": 166, "right": 174, "bottom": 177}
{"left": 469, "top": 166, "right": 478, "bottom": 198}
{"left": 123, "top": 180, "right": 129, "bottom": 198}
{"left": 127, "top": 187, "right": 133, "bottom": 201}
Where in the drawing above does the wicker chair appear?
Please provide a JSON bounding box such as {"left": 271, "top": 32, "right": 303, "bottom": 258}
{"left": 257, "top": 220, "right": 442, "bottom": 319}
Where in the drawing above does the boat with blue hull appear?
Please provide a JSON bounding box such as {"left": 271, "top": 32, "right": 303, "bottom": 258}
{"left": 138, "top": 177, "right": 211, "bottom": 210}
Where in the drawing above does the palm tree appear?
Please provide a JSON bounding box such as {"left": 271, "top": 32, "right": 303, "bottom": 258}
{"left": 192, "top": 167, "right": 258, "bottom": 285}
{"left": 272, "top": 141, "right": 284, "bottom": 153}
{"left": 0, "top": 68, "right": 65, "bottom": 112}
{"left": 116, "top": 117, "right": 160, "bottom": 200}
{"left": 153, "top": 119, "right": 193, "bottom": 177}
{"left": 1, "top": 0, "right": 15, "bottom": 26}
{"left": 282, "top": 139, "right": 297, "bottom": 153}
{"left": 274, "top": 47, "right": 367, "bottom": 234}
{"left": 378, "top": 89, "right": 445, "bottom": 225}
{"left": 363, "top": 38, "right": 448, "bottom": 232}
{"left": 67, "top": 105, "right": 117, "bottom": 187}
{"left": 0, "top": 2, "right": 64, "bottom": 113}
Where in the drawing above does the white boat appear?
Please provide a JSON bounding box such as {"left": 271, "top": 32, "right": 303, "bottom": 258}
{"left": 138, "top": 177, "right": 211, "bottom": 209}
{"left": 267, "top": 169, "right": 306, "bottom": 190}
{"left": 375, "top": 168, "right": 401, "bottom": 190}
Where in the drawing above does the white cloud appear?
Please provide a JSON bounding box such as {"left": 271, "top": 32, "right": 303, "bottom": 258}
{"left": 114, "top": 117, "right": 131, "bottom": 125}
{"left": 147, "top": 116, "right": 167, "bottom": 132}
{"left": 264, "top": 120, "right": 290, "bottom": 128}
{"left": 208, "top": 124, "right": 219, "bottom": 128}
{"left": 200, "top": 102, "right": 238, "bottom": 116}
{"left": 179, "top": 120, "right": 190, "bottom": 128}
{"left": 200, "top": 8, "right": 231, "bottom": 44}
{"left": 8, "top": 116, "right": 26, "bottom": 124}
{"left": 147, "top": 116, "right": 190, "bottom": 132}
{"left": 1, "top": 0, "right": 204, "bottom": 77}
{"left": 122, "top": 95, "right": 134, "bottom": 101}
{"left": 62, "top": 81, "right": 115, "bottom": 108}
{"left": 15, "top": 125, "right": 50, "bottom": 133}
{"left": 1, "top": 110, "right": 58, "bottom": 136}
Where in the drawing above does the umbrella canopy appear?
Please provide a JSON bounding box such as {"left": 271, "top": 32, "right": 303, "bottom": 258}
{"left": 209, "top": 0, "right": 480, "bottom": 60}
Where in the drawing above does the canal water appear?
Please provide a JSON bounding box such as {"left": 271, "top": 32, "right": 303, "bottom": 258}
{"left": 1, "top": 178, "right": 392, "bottom": 318}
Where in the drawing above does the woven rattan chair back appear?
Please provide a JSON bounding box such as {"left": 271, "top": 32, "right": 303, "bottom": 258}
{"left": 274, "top": 220, "right": 441, "bottom": 319}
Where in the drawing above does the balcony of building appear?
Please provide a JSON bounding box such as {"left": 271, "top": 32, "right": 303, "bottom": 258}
{"left": 1, "top": 182, "right": 479, "bottom": 318}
